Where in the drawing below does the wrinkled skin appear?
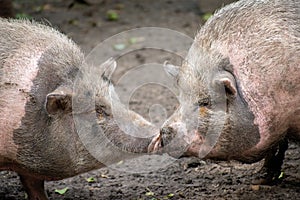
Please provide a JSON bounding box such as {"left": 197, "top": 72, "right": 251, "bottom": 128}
{"left": 0, "top": 19, "right": 159, "bottom": 200}
{"left": 156, "top": 0, "right": 300, "bottom": 185}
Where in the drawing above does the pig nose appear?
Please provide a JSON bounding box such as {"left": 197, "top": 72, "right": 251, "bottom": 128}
{"left": 161, "top": 126, "right": 172, "bottom": 135}
{"left": 160, "top": 126, "right": 174, "bottom": 146}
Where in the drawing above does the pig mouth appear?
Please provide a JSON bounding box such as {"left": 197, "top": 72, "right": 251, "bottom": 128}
{"left": 180, "top": 130, "right": 205, "bottom": 157}
{"left": 148, "top": 129, "right": 206, "bottom": 158}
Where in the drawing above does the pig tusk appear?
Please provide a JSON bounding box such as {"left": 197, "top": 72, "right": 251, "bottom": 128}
{"left": 148, "top": 134, "right": 162, "bottom": 153}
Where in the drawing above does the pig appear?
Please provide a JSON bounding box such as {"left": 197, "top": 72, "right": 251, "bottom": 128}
{"left": 153, "top": 0, "right": 300, "bottom": 185}
{"left": 0, "top": 19, "right": 159, "bottom": 200}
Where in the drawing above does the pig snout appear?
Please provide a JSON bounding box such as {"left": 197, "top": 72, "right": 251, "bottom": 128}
{"left": 153, "top": 123, "right": 204, "bottom": 158}
{"left": 160, "top": 126, "right": 174, "bottom": 147}
{"left": 147, "top": 127, "right": 176, "bottom": 154}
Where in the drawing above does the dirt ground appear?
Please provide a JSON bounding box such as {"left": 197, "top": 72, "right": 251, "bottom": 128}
{"left": 0, "top": 0, "right": 299, "bottom": 199}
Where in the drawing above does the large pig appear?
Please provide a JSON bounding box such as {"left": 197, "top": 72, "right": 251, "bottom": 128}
{"left": 154, "top": 0, "right": 299, "bottom": 185}
{"left": 0, "top": 19, "right": 159, "bottom": 200}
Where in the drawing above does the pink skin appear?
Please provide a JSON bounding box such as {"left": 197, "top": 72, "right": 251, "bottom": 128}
{"left": 0, "top": 34, "right": 44, "bottom": 167}
{"left": 0, "top": 19, "right": 160, "bottom": 200}
{"left": 183, "top": 131, "right": 205, "bottom": 157}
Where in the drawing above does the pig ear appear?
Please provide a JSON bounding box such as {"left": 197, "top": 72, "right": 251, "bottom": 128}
{"left": 163, "top": 61, "right": 180, "bottom": 78}
{"left": 215, "top": 73, "right": 237, "bottom": 97}
{"left": 45, "top": 87, "right": 73, "bottom": 115}
{"left": 219, "top": 76, "right": 237, "bottom": 97}
{"left": 101, "top": 58, "right": 117, "bottom": 81}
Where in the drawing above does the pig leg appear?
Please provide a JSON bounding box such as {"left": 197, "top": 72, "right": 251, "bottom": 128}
{"left": 19, "top": 175, "right": 48, "bottom": 200}
{"left": 252, "top": 137, "right": 288, "bottom": 185}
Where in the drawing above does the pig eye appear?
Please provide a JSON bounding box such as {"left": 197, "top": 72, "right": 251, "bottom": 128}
{"left": 96, "top": 104, "right": 110, "bottom": 117}
{"left": 196, "top": 97, "right": 210, "bottom": 107}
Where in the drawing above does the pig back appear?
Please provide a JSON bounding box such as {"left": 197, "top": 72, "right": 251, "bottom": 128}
{"left": 225, "top": 0, "right": 300, "bottom": 139}
{"left": 197, "top": 0, "right": 300, "bottom": 140}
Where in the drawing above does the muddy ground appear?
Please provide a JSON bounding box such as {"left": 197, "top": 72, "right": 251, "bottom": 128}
{"left": 0, "top": 0, "right": 299, "bottom": 199}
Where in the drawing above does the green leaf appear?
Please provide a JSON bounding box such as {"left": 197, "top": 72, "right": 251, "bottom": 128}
{"left": 15, "top": 13, "right": 32, "bottom": 20}
{"left": 114, "top": 44, "right": 126, "bottom": 50}
{"left": 145, "top": 191, "right": 154, "bottom": 196}
{"left": 129, "top": 37, "right": 137, "bottom": 44}
{"left": 86, "top": 177, "right": 96, "bottom": 183}
{"left": 54, "top": 187, "right": 69, "bottom": 195}
{"left": 107, "top": 10, "right": 119, "bottom": 21}
{"left": 202, "top": 13, "right": 212, "bottom": 21}
{"left": 278, "top": 171, "right": 284, "bottom": 179}
{"left": 163, "top": 193, "right": 175, "bottom": 199}
{"left": 34, "top": 6, "right": 43, "bottom": 12}
{"left": 167, "top": 193, "right": 174, "bottom": 197}
{"left": 113, "top": 44, "right": 126, "bottom": 50}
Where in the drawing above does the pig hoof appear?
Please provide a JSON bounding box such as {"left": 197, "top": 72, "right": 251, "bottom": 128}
{"left": 19, "top": 175, "right": 48, "bottom": 200}
{"left": 253, "top": 138, "right": 288, "bottom": 185}
{"left": 252, "top": 168, "right": 283, "bottom": 185}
